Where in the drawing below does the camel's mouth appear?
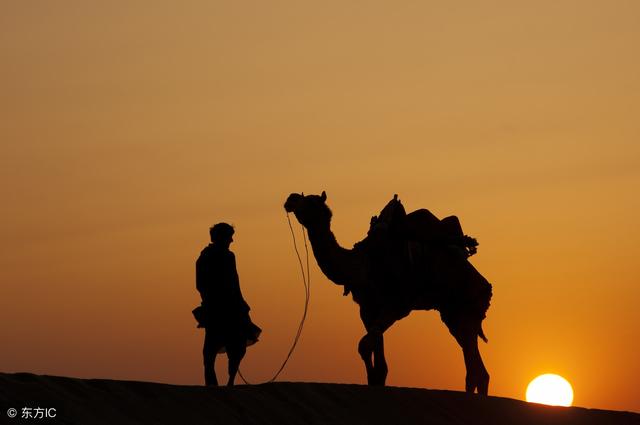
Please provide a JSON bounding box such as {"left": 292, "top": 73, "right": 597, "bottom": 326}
{"left": 284, "top": 193, "right": 304, "bottom": 213}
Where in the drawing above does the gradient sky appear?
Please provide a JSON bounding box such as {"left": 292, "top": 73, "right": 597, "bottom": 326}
{"left": 1, "top": 0, "right": 639, "bottom": 413}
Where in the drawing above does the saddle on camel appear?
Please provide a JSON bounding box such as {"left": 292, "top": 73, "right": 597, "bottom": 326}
{"left": 365, "top": 194, "right": 478, "bottom": 257}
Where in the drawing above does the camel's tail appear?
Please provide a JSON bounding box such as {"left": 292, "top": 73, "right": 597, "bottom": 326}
{"left": 479, "top": 325, "right": 488, "bottom": 343}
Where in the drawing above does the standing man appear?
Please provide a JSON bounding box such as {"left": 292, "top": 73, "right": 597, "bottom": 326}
{"left": 195, "top": 223, "right": 261, "bottom": 386}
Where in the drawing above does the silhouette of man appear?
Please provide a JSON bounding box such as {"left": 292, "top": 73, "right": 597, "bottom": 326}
{"left": 195, "top": 223, "right": 261, "bottom": 386}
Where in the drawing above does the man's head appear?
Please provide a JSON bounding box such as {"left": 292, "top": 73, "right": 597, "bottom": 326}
{"left": 209, "top": 222, "right": 234, "bottom": 246}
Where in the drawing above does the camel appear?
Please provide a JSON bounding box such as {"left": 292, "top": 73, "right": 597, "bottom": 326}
{"left": 284, "top": 191, "right": 492, "bottom": 394}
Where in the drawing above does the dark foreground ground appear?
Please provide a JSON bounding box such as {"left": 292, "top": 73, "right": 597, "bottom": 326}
{"left": 1, "top": 372, "right": 638, "bottom": 425}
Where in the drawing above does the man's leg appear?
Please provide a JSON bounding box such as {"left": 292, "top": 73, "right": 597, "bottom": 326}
{"left": 203, "top": 329, "right": 223, "bottom": 386}
{"left": 226, "top": 336, "right": 247, "bottom": 387}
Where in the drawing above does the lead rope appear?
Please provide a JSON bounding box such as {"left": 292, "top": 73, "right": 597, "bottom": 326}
{"left": 238, "top": 213, "right": 310, "bottom": 384}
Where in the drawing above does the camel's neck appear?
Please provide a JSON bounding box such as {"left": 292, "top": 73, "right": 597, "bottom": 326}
{"left": 305, "top": 223, "right": 361, "bottom": 288}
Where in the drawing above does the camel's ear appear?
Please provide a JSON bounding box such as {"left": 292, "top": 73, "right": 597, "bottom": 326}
{"left": 321, "top": 191, "right": 327, "bottom": 202}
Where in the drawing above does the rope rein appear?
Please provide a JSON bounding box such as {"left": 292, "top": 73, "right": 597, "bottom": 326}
{"left": 238, "top": 213, "right": 310, "bottom": 384}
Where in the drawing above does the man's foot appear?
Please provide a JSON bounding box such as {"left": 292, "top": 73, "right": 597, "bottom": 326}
{"left": 204, "top": 372, "right": 218, "bottom": 387}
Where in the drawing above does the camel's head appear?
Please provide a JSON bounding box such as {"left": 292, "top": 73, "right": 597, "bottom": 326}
{"left": 284, "top": 191, "right": 332, "bottom": 229}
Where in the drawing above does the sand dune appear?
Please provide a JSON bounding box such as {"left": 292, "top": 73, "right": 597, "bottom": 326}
{"left": 1, "top": 372, "right": 638, "bottom": 425}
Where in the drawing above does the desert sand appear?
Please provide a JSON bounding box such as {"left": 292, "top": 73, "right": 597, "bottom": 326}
{"left": 1, "top": 372, "right": 638, "bottom": 425}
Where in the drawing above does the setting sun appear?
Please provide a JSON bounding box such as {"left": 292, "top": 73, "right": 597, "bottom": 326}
{"left": 526, "top": 374, "right": 574, "bottom": 407}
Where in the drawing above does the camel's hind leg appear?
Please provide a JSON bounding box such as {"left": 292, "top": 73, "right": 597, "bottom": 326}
{"left": 446, "top": 316, "right": 490, "bottom": 395}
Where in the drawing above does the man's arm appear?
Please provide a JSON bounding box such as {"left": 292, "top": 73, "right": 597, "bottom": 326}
{"left": 229, "top": 253, "right": 250, "bottom": 313}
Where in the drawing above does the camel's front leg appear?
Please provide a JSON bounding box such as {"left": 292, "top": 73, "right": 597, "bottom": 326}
{"left": 358, "top": 332, "right": 387, "bottom": 386}
{"left": 373, "top": 334, "right": 388, "bottom": 385}
{"left": 359, "top": 307, "right": 401, "bottom": 386}
{"left": 358, "top": 334, "right": 376, "bottom": 385}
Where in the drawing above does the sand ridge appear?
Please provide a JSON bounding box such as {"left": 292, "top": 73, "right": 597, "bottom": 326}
{"left": 1, "top": 373, "right": 639, "bottom": 425}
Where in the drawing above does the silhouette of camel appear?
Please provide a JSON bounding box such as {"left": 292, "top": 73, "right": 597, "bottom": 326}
{"left": 284, "top": 191, "right": 492, "bottom": 394}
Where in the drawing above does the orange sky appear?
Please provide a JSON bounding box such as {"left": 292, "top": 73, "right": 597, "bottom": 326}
{"left": 1, "top": 0, "right": 639, "bottom": 413}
